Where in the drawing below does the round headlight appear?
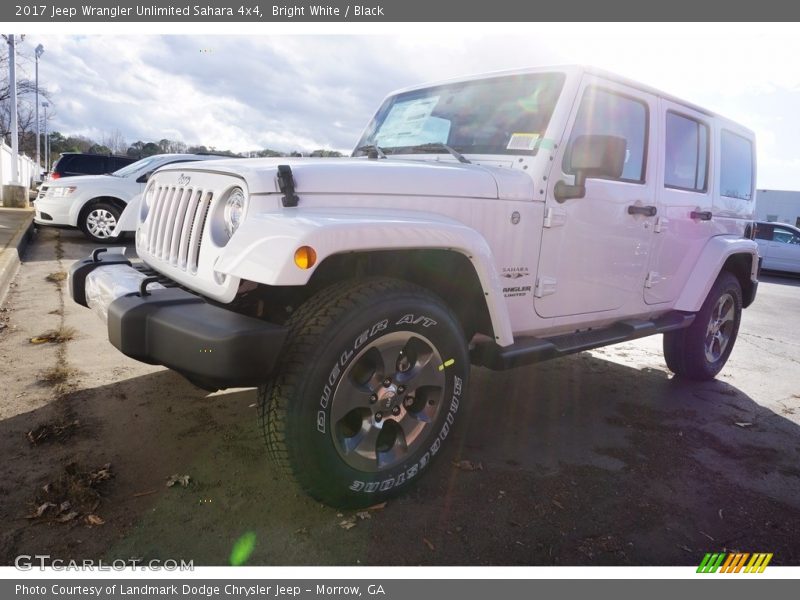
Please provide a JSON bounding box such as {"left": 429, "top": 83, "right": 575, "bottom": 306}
{"left": 223, "top": 187, "right": 246, "bottom": 238}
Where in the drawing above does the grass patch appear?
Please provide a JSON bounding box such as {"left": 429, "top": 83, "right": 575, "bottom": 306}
{"left": 30, "top": 326, "right": 76, "bottom": 345}
{"left": 27, "top": 419, "right": 81, "bottom": 445}
{"left": 45, "top": 271, "right": 68, "bottom": 284}
{"left": 39, "top": 365, "right": 73, "bottom": 385}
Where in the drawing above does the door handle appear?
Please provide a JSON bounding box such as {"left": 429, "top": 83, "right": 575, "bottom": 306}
{"left": 691, "top": 210, "right": 713, "bottom": 221}
{"left": 627, "top": 205, "right": 657, "bottom": 217}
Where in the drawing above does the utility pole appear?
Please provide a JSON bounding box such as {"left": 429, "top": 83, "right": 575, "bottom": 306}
{"left": 43, "top": 102, "right": 49, "bottom": 173}
{"left": 35, "top": 44, "right": 44, "bottom": 178}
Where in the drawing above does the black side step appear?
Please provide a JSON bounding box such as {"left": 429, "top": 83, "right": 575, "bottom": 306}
{"left": 471, "top": 311, "right": 695, "bottom": 371}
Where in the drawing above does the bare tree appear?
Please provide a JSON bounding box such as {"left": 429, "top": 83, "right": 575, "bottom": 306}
{"left": 0, "top": 38, "right": 52, "bottom": 148}
{"left": 102, "top": 129, "right": 127, "bottom": 154}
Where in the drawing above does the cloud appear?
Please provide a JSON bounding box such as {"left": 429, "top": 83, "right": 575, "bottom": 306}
{"left": 23, "top": 28, "right": 800, "bottom": 188}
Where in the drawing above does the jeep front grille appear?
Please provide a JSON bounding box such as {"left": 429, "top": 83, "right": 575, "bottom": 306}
{"left": 145, "top": 185, "right": 213, "bottom": 273}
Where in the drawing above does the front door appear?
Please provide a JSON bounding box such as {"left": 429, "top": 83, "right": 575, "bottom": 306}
{"left": 535, "top": 76, "right": 657, "bottom": 318}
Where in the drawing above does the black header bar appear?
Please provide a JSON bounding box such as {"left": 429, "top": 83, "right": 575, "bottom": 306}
{"left": 5, "top": 0, "right": 800, "bottom": 22}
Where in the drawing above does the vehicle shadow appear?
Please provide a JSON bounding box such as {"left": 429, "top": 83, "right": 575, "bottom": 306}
{"left": 0, "top": 352, "right": 798, "bottom": 567}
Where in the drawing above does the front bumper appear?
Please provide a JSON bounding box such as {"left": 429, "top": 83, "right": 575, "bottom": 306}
{"left": 34, "top": 196, "right": 75, "bottom": 226}
{"left": 69, "top": 250, "right": 288, "bottom": 390}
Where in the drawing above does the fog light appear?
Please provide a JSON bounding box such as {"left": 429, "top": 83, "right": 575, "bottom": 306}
{"left": 294, "top": 246, "right": 317, "bottom": 269}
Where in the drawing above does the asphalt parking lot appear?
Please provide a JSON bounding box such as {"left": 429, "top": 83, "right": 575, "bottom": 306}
{"left": 1, "top": 227, "right": 799, "bottom": 566}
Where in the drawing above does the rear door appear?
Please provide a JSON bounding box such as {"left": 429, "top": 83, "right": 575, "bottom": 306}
{"left": 535, "top": 76, "right": 657, "bottom": 317}
{"left": 644, "top": 102, "right": 713, "bottom": 304}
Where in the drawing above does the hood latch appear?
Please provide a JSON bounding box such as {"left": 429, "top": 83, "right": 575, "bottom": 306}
{"left": 277, "top": 164, "right": 299, "bottom": 207}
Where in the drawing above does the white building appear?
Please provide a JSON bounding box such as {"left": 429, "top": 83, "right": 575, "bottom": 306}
{"left": 756, "top": 189, "right": 800, "bottom": 227}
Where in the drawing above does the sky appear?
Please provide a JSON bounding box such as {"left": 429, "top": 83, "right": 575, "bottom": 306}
{"left": 18, "top": 24, "right": 800, "bottom": 189}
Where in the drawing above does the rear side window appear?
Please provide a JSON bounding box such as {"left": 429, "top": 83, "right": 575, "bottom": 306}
{"left": 62, "top": 155, "right": 107, "bottom": 175}
{"left": 109, "top": 157, "right": 133, "bottom": 171}
{"left": 566, "top": 87, "right": 648, "bottom": 183}
{"left": 754, "top": 223, "right": 773, "bottom": 240}
{"left": 664, "top": 112, "right": 708, "bottom": 192}
{"left": 720, "top": 130, "right": 754, "bottom": 200}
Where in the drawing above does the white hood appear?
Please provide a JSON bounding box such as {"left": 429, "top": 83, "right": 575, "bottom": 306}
{"left": 155, "top": 157, "right": 535, "bottom": 201}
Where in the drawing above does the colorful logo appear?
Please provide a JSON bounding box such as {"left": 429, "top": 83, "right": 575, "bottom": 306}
{"left": 697, "top": 552, "right": 773, "bottom": 573}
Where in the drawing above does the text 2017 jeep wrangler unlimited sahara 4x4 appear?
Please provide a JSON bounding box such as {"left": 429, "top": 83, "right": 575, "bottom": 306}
{"left": 70, "top": 66, "right": 759, "bottom": 507}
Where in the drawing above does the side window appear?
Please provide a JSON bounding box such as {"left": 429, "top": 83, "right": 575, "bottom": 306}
{"left": 110, "top": 157, "right": 126, "bottom": 171}
{"left": 772, "top": 228, "right": 800, "bottom": 245}
{"left": 754, "top": 223, "right": 773, "bottom": 240}
{"left": 664, "top": 112, "right": 708, "bottom": 192}
{"left": 72, "top": 155, "right": 102, "bottom": 174}
{"left": 566, "top": 87, "right": 648, "bottom": 183}
{"left": 720, "top": 130, "right": 754, "bottom": 200}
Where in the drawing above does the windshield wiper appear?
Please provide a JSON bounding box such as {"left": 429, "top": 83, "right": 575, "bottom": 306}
{"left": 409, "top": 143, "right": 471, "bottom": 164}
{"left": 354, "top": 144, "right": 387, "bottom": 159}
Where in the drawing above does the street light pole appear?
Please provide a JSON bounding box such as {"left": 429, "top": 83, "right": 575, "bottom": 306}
{"left": 42, "top": 101, "right": 49, "bottom": 174}
{"left": 35, "top": 44, "right": 44, "bottom": 178}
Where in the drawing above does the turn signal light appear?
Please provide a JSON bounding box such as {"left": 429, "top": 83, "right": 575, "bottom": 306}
{"left": 294, "top": 246, "right": 317, "bottom": 269}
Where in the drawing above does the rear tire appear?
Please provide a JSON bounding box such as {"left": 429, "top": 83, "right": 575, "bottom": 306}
{"left": 260, "top": 278, "right": 469, "bottom": 508}
{"left": 663, "top": 271, "right": 742, "bottom": 381}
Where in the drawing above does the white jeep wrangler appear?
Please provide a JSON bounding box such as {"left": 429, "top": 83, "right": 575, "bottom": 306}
{"left": 70, "top": 66, "right": 759, "bottom": 507}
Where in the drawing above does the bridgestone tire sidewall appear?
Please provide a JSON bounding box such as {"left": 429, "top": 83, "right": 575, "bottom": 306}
{"left": 288, "top": 294, "right": 469, "bottom": 505}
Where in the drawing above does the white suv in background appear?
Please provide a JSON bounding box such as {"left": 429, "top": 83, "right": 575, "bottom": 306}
{"left": 34, "top": 153, "right": 227, "bottom": 243}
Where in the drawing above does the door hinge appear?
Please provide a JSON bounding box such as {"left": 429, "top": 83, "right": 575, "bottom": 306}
{"left": 534, "top": 276, "right": 557, "bottom": 298}
{"left": 644, "top": 271, "right": 660, "bottom": 289}
{"left": 543, "top": 206, "right": 567, "bottom": 229}
{"left": 654, "top": 216, "right": 668, "bottom": 233}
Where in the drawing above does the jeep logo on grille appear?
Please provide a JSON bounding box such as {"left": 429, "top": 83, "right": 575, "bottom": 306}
{"left": 177, "top": 174, "right": 191, "bottom": 186}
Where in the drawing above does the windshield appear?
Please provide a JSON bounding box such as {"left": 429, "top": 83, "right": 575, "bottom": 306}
{"left": 355, "top": 72, "right": 565, "bottom": 157}
{"left": 111, "top": 155, "right": 163, "bottom": 178}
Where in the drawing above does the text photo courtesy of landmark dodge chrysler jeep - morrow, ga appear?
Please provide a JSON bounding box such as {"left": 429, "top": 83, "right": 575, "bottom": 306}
{"left": 69, "top": 66, "right": 759, "bottom": 507}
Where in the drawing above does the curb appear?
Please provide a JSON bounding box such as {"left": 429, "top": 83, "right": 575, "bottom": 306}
{"left": 0, "top": 212, "right": 35, "bottom": 306}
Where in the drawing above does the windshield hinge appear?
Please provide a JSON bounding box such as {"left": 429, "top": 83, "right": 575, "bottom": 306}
{"left": 543, "top": 206, "right": 567, "bottom": 229}
{"left": 277, "top": 165, "right": 299, "bottom": 207}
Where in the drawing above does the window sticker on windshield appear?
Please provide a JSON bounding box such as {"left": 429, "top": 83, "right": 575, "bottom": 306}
{"left": 376, "top": 97, "right": 440, "bottom": 145}
{"left": 507, "top": 133, "right": 541, "bottom": 151}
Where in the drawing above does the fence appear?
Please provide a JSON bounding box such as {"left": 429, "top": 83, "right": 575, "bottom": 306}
{"left": 0, "top": 140, "right": 39, "bottom": 190}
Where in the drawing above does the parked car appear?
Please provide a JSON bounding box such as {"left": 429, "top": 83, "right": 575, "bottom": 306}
{"left": 49, "top": 152, "right": 136, "bottom": 180}
{"left": 755, "top": 221, "right": 800, "bottom": 274}
{"left": 35, "top": 153, "right": 227, "bottom": 243}
{"left": 70, "top": 66, "right": 759, "bottom": 507}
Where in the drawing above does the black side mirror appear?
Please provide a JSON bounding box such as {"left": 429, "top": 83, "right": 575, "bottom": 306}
{"left": 554, "top": 135, "right": 627, "bottom": 202}
{"left": 136, "top": 171, "right": 152, "bottom": 184}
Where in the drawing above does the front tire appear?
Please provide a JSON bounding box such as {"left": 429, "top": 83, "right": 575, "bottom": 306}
{"left": 260, "top": 278, "right": 469, "bottom": 508}
{"left": 663, "top": 271, "right": 742, "bottom": 381}
{"left": 80, "top": 202, "right": 121, "bottom": 243}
